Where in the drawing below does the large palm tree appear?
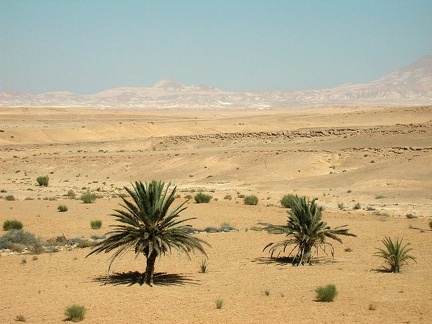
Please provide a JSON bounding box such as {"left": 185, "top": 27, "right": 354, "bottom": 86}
{"left": 87, "top": 180, "right": 209, "bottom": 286}
{"left": 261, "top": 195, "right": 356, "bottom": 266}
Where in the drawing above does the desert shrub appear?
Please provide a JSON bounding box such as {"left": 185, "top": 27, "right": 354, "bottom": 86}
{"left": 199, "top": 259, "right": 209, "bottom": 273}
{"left": 405, "top": 214, "right": 417, "bottom": 219}
{"left": 67, "top": 190, "right": 76, "bottom": 199}
{"left": 215, "top": 299, "right": 223, "bottom": 309}
{"left": 64, "top": 304, "right": 86, "bottom": 322}
{"left": 244, "top": 195, "right": 259, "bottom": 205}
{"left": 219, "top": 222, "right": 236, "bottom": 232}
{"left": 194, "top": 192, "right": 212, "bottom": 203}
{"left": 280, "top": 194, "right": 297, "bottom": 208}
{"left": 429, "top": 220, "right": 432, "bottom": 230}
{"left": 80, "top": 192, "right": 97, "bottom": 204}
{"left": 15, "top": 314, "right": 26, "bottom": 322}
{"left": 204, "top": 226, "right": 219, "bottom": 233}
{"left": 31, "top": 242, "right": 45, "bottom": 255}
{"left": 2, "top": 230, "right": 38, "bottom": 246}
{"left": 237, "top": 194, "right": 245, "bottom": 198}
{"left": 90, "top": 220, "right": 102, "bottom": 229}
{"left": 264, "top": 289, "right": 270, "bottom": 296}
{"left": 76, "top": 239, "right": 94, "bottom": 249}
{"left": 36, "top": 175, "right": 49, "bottom": 186}
{"left": 353, "top": 202, "right": 361, "bottom": 210}
{"left": 223, "top": 194, "right": 232, "bottom": 200}
{"left": 3, "top": 219, "right": 23, "bottom": 231}
{"left": 58, "top": 205, "right": 68, "bottom": 212}
{"left": 315, "top": 284, "right": 338, "bottom": 302}
{"left": 337, "top": 202, "right": 344, "bottom": 210}
{"left": 4, "top": 195, "right": 15, "bottom": 201}
{"left": 374, "top": 237, "right": 416, "bottom": 273}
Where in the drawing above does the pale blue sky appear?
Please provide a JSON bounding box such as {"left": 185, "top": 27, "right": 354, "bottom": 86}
{"left": 1, "top": 0, "right": 431, "bottom": 94}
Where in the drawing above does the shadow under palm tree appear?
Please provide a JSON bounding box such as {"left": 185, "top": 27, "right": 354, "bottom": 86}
{"left": 252, "top": 256, "right": 296, "bottom": 266}
{"left": 94, "top": 271, "right": 198, "bottom": 287}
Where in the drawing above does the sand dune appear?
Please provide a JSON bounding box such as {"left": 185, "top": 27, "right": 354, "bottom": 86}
{"left": 0, "top": 105, "right": 431, "bottom": 323}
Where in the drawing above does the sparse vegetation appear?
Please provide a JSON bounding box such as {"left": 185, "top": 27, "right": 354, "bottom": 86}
{"left": 80, "top": 191, "right": 97, "bottom": 204}
{"left": 280, "top": 194, "right": 297, "bottom": 208}
{"left": 429, "top": 220, "right": 432, "bottom": 230}
{"left": 87, "top": 180, "right": 209, "bottom": 286}
{"left": 199, "top": 259, "right": 209, "bottom": 273}
{"left": 0, "top": 230, "right": 38, "bottom": 250}
{"left": 261, "top": 195, "right": 356, "bottom": 266}
{"left": 15, "top": 314, "right": 26, "bottom": 322}
{"left": 374, "top": 237, "right": 416, "bottom": 273}
{"left": 36, "top": 175, "right": 49, "bottom": 186}
{"left": 4, "top": 195, "right": 16, "bottom": 201}
{"left": 264, "top": 289, "right": 270, "bottom": 296}
{"left": 337, "top": 202, "right": 345, "bottom": 210}
{"left": 223, "top": 194, "right": 232, "bottom": 200}
{"left": 64, "top": 304, "right": 86, "bottom": 322}
{"left": 58, "top": 204, "right": 68, "bottom": 212}
{"left": 215, "top": 299, "right": 223, "bottom": 309}
{"left": 315, "top": 284, "right": 338, "bottom": 302}
{"left": 67, "top": 190, "right": 76, "bottom": 199}
{"left": 353, "top": 202, "right": 361, "bottom": 210}
{"left": 90, "top": 220, "right": 102, "bottom": 229}
{"left": 244, "top": 195, "right": 259, "bottom": 205}
{"left": 194, "top": 192, "right": 212, "bottom": 203}
{"left": 3, "top": 219, "right": 23, "bottom": 231}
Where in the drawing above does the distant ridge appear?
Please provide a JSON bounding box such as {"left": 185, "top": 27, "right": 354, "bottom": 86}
{"left": 1, "top": 56, "right": 431, "bottom": 109}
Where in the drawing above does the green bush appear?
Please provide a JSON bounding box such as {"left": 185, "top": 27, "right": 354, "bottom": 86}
{"left": 0, "top": 230, "right": 38, "bottom": 249}
{"left": 64, "top": 304, "right": 86, "bottom": 322}
{"left": 4, "top": 195, "right": 15, "bottom": 201}
{"left": 280, "top": 194, "right": 297, "bottom": 208}
{"left": 194, "top": 192, "right": 212, "bottom": 203}
{"left": 58, "top": 205, "right": 68, "bottom": 212}
{"left": 67, "top": 190, "right": 76, "bottom": 199}
{"left": 90, "top": 220, "right": 102, "bottom": 229}
{"left": 244, "top": 195, "right": 259, "bottom": 205}
{"left": 3, "top": 219, "right": 23, "bottom": 231}
{"left": 215, "top": 299, "right": 223, "bottom": 309}
{"left": 315, "top": 284, "right": 338, "bottom": 302}
{"left": 80, "top": 192, "right": 97, "bottom": 204}
{"left": 36, "top": 175, "right": 49, "bottom": 186}
{"left": 374, "top": 237, "right": 416, "bottom": 273}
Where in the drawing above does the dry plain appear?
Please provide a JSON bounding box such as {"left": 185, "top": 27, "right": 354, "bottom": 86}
{"left": 0, "top": 105, "right": 431, "bottom": 323}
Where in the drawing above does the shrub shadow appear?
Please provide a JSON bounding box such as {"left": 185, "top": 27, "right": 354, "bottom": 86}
{"left": 94, "top": 271, "right": 198, "bottom": 286}
{"left": 252, "top": 256, "right": 296, "bottom": 266}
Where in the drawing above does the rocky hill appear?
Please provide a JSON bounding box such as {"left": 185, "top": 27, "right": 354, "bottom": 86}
{"left": 1, "top": 56, "right": 431, "bottom": 109}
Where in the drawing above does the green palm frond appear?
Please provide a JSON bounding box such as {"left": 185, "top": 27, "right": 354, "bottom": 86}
{"left": 87, "top": 181, "right": 209, "bottom": 280}
{"left": 375, "top": 237, "right": 416, "bottom": 273}
{"left": 261, "top": 195, "right": 356, "bottom": 265}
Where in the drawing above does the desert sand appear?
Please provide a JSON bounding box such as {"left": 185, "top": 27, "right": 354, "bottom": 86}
{"left": 0, "top": 105, "right": 431, "bottom": 323}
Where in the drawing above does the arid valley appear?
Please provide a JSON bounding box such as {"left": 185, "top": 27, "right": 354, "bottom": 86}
{"left": 1, "top": 105, "right": 431, "bottom": 323}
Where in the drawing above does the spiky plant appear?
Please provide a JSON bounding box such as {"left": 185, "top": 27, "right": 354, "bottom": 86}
{"left": 87, "top": 180, "right": 209, "bottom": 286}
{"left": 260, "top": 195, "right": 356, "bottom": 266}
{"left": 374, "top": 237, "right": 416, "bottom": 273}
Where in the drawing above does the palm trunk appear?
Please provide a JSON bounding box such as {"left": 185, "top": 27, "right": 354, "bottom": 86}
{"left": 303, "top": 244, "right": 312, "bottom": 265}
{"left": 295, "top": 244, "right": 312, "bottom": 266}
{"left": 144, "top": 251, "right": 157, "bottom": 286}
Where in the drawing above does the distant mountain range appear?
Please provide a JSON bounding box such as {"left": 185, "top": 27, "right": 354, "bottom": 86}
{"left": 1, "top": 56, "right": 431, "bottom": 109}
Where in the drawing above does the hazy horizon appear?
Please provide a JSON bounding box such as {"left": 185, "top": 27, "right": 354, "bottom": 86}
{"left": 1, "top": 1, "right": 431, "bottom": 95}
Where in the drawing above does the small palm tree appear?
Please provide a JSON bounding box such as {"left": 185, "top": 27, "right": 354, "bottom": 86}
{"left": 261, "top": 195, "right": 356, "bottom": 266}
{"left": 87, "top": 180, "right": 209, "bottom": 286}
{"left": 374, "top": 237, "right": 416, "bottom": 273}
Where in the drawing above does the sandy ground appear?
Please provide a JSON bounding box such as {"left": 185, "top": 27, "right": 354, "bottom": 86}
{"left": 0, "top": 105, "right": 431, "bottom": 323}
